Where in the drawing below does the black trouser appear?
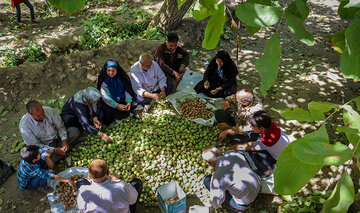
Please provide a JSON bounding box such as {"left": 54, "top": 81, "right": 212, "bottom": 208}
{"left": 194, "top": 80, "right": 236, "bottom": 98}
{"left": 76, "top": 178, "right": 143, "bottom": 213}
{"left": 100, "top": 98, "right": 135, "bottom": 125}
{"left": 15, "top": 0, "right": 35, "bottom": 22}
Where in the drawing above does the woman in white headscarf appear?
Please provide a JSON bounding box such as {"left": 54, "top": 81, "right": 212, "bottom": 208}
{"left": 61, "top": 87, "right": 110, "bottom": 142}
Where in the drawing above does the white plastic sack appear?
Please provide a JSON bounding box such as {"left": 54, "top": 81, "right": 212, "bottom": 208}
{"left": 176, "top": 70, "right": 203, "bottom": 94}
{"left": 167, "top": 92, "right": 217, "bottom": 127}
{"left": 47, "top": 166, "right": 88, "bottom": 213}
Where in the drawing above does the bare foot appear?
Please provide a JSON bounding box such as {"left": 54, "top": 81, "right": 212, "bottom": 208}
{"left": 36, "top": 186, "right": 53, "bottom": 194}
{"left": 32, "top": 19, "right": 40, "bottom": 23}
{"left": 18, "top": 22, "right": 24, "bottom": 25}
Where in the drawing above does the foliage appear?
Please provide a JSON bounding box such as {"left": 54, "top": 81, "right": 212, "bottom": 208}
{"left": 0, "top": 43, "right": 47, "bottom": 68}
{"left": 273, "top": 96, "right": 359, "bottom": 211}
{"left": 280, "top": 190, "right": 331, "bottom": 212}
{"left": 78, "top": 7, "right": 154, "bottom": 51}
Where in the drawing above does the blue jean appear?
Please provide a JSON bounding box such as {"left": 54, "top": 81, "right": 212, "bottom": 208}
{"left": 26, "top": 159, "right": 49, "bottom": 190}
{"left": 203, "top": 175, "right": 249, "bottom": 211}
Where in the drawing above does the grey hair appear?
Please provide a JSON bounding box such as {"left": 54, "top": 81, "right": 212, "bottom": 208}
{"left": 26, "top": 100, "right": 42, "bottom": 114}
{"left": 139, "top": 53, "right": 152, "bottom": 63}
{"left": 202, "top": 147, "right": 222, "bottom": 161}
{"left": 236, "top": 89, "right": 254, "bottom": 102}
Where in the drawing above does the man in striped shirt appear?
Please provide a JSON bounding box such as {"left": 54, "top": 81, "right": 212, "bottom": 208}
{"left": 17, "top": 145, "right": 75, "bottom": 192}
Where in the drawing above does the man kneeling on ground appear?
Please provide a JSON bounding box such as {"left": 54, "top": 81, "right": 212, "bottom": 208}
{"left": 202, "top": 147, "right": 261, "bottom": 211}
{"left": 77, "top": 158, "right": 142, "bottom": 213}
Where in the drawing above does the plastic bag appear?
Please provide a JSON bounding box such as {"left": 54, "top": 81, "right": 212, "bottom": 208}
{"left": 167, "top": 92, "right": 217, "bottom": 127}
{"left": 47, "top": 166, "right": 88, "bottom": 213}
{"left": 176, "top": 70, "right": 203, "bottom": 94}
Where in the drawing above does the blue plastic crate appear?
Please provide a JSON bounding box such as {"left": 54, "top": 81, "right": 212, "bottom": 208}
{"left": 157, "top": 181, "right": 186, "bottom": 213}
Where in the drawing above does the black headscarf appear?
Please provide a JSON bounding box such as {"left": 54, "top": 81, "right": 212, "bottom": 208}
{"left": 204, "top": 51, "right": 238, "bottom": 87}
{"left": 97, "top": 59, "right": 138, "bottom": 103}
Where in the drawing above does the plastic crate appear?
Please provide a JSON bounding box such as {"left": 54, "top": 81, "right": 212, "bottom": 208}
{"left": 157, "top": 181, "right": 186, "bottom": 213}
{"left": 0, "top": 159, "right": 15, "bottom": 185}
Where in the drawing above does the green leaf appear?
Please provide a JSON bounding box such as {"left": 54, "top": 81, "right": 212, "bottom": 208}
{"left": 320, "top": 172, "right": 355, "bottom": 213}
{"left": 344, "top": 1, "right": 360, "bottom": 8}
{"left": 1, "top": 136, "right": 8, "bottom": 141}
{"left": 275, "top": 126, "right": 328, "bottom": 195}
{"left": 235, "top": 3, "right": 281, "bottom": 27}
{"left": 1, "top": 110, "right": 8, "bottom": 117}
{"left": 337, "top": 126, "right": 360, "bottom": 154}
{"left": 255, "top": 33, "right": 281, "bottom": 96}
{"left": 343, "top": 105, "right": 360, "bottom": 129}
{"left": 274, "top": 141, "right": 323, "bottom": 195}
{"left": 353, "top": 96, "right": 360, "bottom": 110}
{"left": 245, "top": 25, "right": 261, "bottom": 35}
{"left": 338, "top": 0, "right": 360, "bottom": 20}
{"left": 0, "top": 144, "right": 3, "bottom": 149}
{"left": 0, "top": 118, "right": 7, "bottom": 122}
{"left": 340, "top": 18, "right": 360, "bottom": 80}
{"left": 273, "top": 102, "right": 338, "bottom": 121}
{"left": 293, "top": 141, "right": 353, "bottom": 166}
{"left": 202, "top": 2, "right": 226, "bottom": 50}
{"left": 0, "top": 105, "right": 4, "bottom": 113}
{"left": 247, "top": 0, "right": 272, "bottom": 6}
{"left": 0, "top": 198, "right": 3, "bottom": 205}
{"left": 177, "top": 0, "right": 187, "bottom": 10}
{"left": 47, "top": 0, "right": 86, "bottom": 15}
{"left": 331, "top": 30, "right": 346, "bottom": 53}
{"left": 285, "top": 0, "right": 314, "bottom": 46}
{"left": 0, "top": 188, "right": 4, "bottom": 194}
{"left": 199, "top": 0, "right": 218, "bottom": 12}
{"left": 193, "top": 1, "right": 211, "bottom": 20}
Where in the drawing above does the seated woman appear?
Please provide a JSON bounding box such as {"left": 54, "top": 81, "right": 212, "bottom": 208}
{"left": 97, "top": 60, "right": 138, "bottom": 125}
{"left": 61, "top": 87, "right": 110, "bottom": 142}
{"left": 194, "top": 51, "right": 238, "bottom": 98}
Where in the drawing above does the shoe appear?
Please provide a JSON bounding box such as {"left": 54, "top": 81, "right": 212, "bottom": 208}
{"left": 130, "top": 112, "right": 140, "bottom": 119}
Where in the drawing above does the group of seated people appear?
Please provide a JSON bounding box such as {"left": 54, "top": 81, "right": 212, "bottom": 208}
{"left": 16, "top": 32, "right": 290, "bottom": 212}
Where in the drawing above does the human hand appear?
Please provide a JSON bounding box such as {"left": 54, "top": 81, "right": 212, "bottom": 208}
{"left": 204, "top": 80, "right": 210, "bottom": 89}
{"left": 174, "top": 71, "right": 181, "bottom": 80}
{"left": 218, "top": 131, "right": 228, "bottom": 141}
{"left": 116, "top": 104, "right": 127, "bottom": 111}
{"left": 218, "top": 123, "right": 232, "bottom": 131}
{"left": 45, "top": 157, "right": 55, "bottom": 169}
{"left": 67, "top": 180, "right": 77, "bottom": 193}
{"left": 221, "top": 100, "right": 231, "bottom": 110}
{"left": 211, "top": 87, "right": 222, "bottom": 95}
{"left": 178, "top": 64, "right": 186, "bottom": 74}
{"left": 124, "top": 102, "right": 132, "bottom": 111}
{"left": 152, "top": 93, "right": 162, "bottom": 101}
{"left": 99, "top": 132, "right": 111, "bottom": 142}
{"left": 160, "top": 90, "right": 166, "bottom": 100}
{"left": 54, "top": 147, "right": 66, "bottom": 156}
{"left": 109, "top": 174, "right": 119, "bottom": 181}
{"left": 93, "top": 117, "right": 102, "bottom": 129}
{"left": 61, "top": 140, "right": 69, "bottom": 152}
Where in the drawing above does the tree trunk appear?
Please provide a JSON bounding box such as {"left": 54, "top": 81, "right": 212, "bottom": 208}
{"left": 149, "top": 0, "right": 194, "bottom": 31}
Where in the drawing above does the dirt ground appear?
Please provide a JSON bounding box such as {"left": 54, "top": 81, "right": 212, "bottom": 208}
{"left": 0, "top": 0, "right": 359, "bottom": 212}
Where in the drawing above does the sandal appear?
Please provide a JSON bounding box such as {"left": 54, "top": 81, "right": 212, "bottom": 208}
{"left": 32, "top": 19, "right": 40, "bottom": 23}
{"left": 18, "top": 22, "right": 24, "bottom": 25}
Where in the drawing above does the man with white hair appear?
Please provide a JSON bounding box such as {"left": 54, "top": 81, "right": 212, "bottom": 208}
{"left": 216, "top": 89, "right": 264, "bottom": 143}
{"left": 202, "top": 147, "right": 261, "bottom": 211}
{"left": 130, "top": 53, "right": 167, "bottom": 107}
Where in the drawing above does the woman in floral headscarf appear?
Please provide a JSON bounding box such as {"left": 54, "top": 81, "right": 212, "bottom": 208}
{"left": 61, "top": 87, "right": 110, "bottom": 142}
{"left": 97, "top": 59, "right": 138, "bottom": 125}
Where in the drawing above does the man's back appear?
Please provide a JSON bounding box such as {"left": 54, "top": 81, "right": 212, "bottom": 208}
{"left": 77, "top": 179, "right": 138, "bottom": 213}
{"left": 211, "top": 151, "right": 261, "bottom": 208}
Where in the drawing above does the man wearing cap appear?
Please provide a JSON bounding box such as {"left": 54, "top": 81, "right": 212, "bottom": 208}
{"left": 155, "top": 32, "right": 190, "bottom": 93}
{"left": 77, "top": 158, "right": 142, "bottom": 213}
{"left": 216, "top": 89, "right": 265, "bottom": 143}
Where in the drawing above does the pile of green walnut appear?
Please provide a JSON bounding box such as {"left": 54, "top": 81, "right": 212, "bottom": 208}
{"left": 54, "top": 174, "right": 85, "bottom": 211}
{"left": 177, "top": 97, "right": 214, "bottom": 120}
{"left": 71, "top": 114, "right": 223, "bottom": 206}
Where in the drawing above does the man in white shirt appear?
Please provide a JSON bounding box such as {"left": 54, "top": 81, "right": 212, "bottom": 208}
{"left": 202, "top": 147, "right": 261, "bottom": 211}
{"left": 77, "top": 159, "right": 142, "bottom": 213}
{"left": 130, "top": 53, "right": 167, "bottom": 106}
{"left": 19, "top": 100, "right": 80, "bottom": 163}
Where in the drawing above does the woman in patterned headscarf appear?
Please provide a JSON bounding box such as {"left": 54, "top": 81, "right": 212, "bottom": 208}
{"left": 194, "top": 50, "right": 238, "bottom": 98}
{"left": 61, "top": 87, "right": 110, "bottom": 142}
{"left": 97, "top": 59, "right": 138, "bottom": 125}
